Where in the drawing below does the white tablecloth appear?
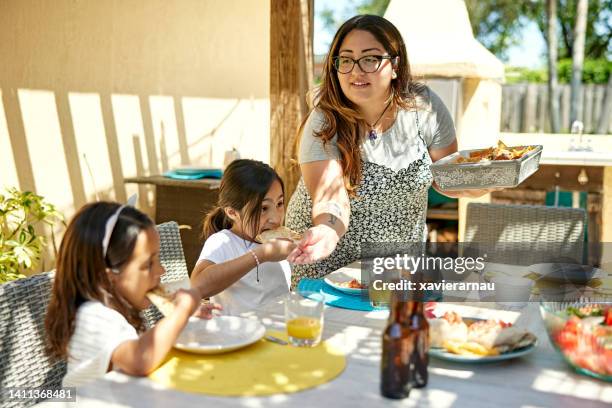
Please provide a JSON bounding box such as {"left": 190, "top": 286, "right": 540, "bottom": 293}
{"left": 37, "top": 301, "right": 612, "bottom": 407}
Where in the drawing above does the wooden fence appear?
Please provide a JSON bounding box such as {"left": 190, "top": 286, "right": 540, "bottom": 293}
{"left": 501, "top": 83, "right": 611, "bottom": 134}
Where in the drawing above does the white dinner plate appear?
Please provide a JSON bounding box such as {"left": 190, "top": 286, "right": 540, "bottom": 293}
{"left": 324, "top": 261, "right": 366, "bottom": 295}
{"left": 174, "top": 316, "right": 265, "bottom": 354}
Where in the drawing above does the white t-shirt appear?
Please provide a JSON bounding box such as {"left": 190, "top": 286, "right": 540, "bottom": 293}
{"left": 198, "top": 229, "right": 291, "bottom": 315}
{"left": 299, "top": 86, "right": 456, "bottom": 170}
{"left": 62, "top": 301, "right": 139, "bottom": 387}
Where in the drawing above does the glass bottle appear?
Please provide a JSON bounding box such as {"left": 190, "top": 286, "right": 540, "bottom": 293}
{"left": 408, "top": 300, "right": 429, "bottom": 388}
{"left": 380, "top": 289, "right": 414, "bottom": 399}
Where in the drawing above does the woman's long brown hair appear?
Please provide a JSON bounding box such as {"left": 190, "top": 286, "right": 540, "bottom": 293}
{"left": 46, "top": 202, "right": 153, "bottom": 359}
{"left": 296, "top": 14, "right": 423, "bottom": 196}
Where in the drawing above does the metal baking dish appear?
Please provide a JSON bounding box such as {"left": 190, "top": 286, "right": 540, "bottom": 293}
{"left": 430, "top": 145, "right": 543, "bottom": 190}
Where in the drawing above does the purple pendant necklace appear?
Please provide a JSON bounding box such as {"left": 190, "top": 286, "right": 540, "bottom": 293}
{"left": 367, "top": 101, "right": 392, "bottom": 142}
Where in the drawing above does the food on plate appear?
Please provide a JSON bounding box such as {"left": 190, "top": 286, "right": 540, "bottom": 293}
{"left": 256, "top": 226, "right": 302, "bottom": 243}
{"left": 146, "top": 285, "right": 175, "bottom": 316}
{"left": 467, "top": 319, "right": 526, "bottom": 349}
{"left": 455, "top": 140, "right": 535, "bottom": 164}
{"left": 550, "top": 305, "right": 612, "bottom": 376}
{"left": 424, "top": 302, "right": 436, "bottom": 319}
{"left": 337, "top": 278, "right": 366, "bottom": 289}
{"left": 442, "top": 339, "right": 498, "bottom": 356}
{"left": 429, "top": 311, "right": 468, "bottom": 347}
{"left": 429, "top": 310, "right": 536, "bottom": 356}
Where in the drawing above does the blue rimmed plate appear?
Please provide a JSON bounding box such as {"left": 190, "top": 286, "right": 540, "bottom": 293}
{"left": 428, "top": 339, "right": 538, "bottom": 363}
{"left": 428, "top": 316, "right": 538, "bottom": 363}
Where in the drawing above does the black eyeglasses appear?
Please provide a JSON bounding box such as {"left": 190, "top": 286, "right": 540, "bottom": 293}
{"left": 333, "top": 55, "right": 395, "bottom": 74}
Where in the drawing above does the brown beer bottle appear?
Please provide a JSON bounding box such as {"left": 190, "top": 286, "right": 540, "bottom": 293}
{"left": 408, "top": 300, "right": 429, "bottom": 388}
{"left": 380, "top": 289, "right": 414, "bottom": 399}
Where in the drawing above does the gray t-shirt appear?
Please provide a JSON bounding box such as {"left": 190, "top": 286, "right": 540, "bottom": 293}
{"left": 299, "top": 87, "right": 455, "bottom": 172}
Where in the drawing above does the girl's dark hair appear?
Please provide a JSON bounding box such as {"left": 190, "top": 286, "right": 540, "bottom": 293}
{"left": 202, "top": 159, "right": 284, "bottom": 241}
{"left": 296, "top": 14, "right": 423, "bottom": 196}
{"left": 46, "top": 202, "right": 154, "bottom": 359}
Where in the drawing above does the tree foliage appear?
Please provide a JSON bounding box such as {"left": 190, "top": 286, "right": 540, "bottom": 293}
{"left": 465, "top": 0, "right": 612, "bottom": 61}
{"left": 356, "top": 0, "right": 390, "bottom": 16}
{"left": 464, "top": 0, "right": 533, "bottom": 61}
{"left": 318, "top": 0, "right": 611, "bottom": 62}
{"left": 528, "top": 0, "right": 612, "bottom": 60}
{"left": 318, "top": 0, "right": 390, "bottom": 40}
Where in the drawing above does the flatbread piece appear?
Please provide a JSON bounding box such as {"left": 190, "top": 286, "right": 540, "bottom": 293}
{"left": 146, "top": 285, "right": 175, "bottom": 316}
{"left": 256, "top": 226, "right": 302, "bottom": 243}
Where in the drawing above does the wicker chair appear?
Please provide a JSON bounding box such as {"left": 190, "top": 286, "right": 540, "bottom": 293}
{"left": 142, "top": 221, "right": 192, "bottom": 327}
{"left": 464, "top": 203, "right": 586, "bottom": 265}
{"left": 0, "top": 222, "right": 191, "bottom": 405}
{"left": 0, "top": 272, "right": 66, "bottom": 408}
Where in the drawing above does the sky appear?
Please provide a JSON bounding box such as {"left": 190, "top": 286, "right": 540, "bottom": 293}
{"left": 504, "top": 21, "right": 547, "bottom": 68}
{"left": 314, "top": 0, "right": 547, "bottom": 68}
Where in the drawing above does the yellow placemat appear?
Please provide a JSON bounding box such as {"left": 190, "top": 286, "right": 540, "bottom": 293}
{"left": 149, "top": 330, "right": 346, "bottom": 396}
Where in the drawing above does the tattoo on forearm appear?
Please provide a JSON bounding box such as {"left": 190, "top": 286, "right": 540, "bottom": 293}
{"left": 313, "top": 201, "right": 343, "bottom": 220}
{"left": 327, "top": 202, "right": 343, "bottom": 218}
{"left": 328, "top": 214, "right": 337, "bottom": 225}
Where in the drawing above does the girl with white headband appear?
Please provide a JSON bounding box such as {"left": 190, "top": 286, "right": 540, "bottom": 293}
{"left": 46, "top": 201, "right": 219, "bottom": 386}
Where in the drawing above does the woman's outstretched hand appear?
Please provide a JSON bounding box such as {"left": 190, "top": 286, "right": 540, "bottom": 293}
{"left": 287, "top": 224, "right": 340, "bottom": 264}
{"left": 193, "top": 301, "right": 223, "bottom": 319}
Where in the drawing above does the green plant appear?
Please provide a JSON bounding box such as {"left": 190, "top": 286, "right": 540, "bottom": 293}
{"left": 557, "top": 58, "right": 611, "bottom": 84}
{"left": 0, "top": 188, "right": 64, "bottom": 283}
{"left": 505, "top": 59, "right": 611, "bottom": 84}
{"left": 505, "top": 66, "right": 548, "bottom": 84}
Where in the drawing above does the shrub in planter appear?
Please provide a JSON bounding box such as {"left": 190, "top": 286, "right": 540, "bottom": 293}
{"left": 0, "top": 188, "right": 64, "bottom": 283}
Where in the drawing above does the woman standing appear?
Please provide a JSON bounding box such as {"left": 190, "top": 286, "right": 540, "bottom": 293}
{"left": 286, "top": 15, "right": 487, "bottom": 285}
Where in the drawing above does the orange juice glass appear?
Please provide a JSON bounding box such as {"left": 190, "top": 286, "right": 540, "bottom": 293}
{"left": 285, "top": 292, "right": 324, "bottom": 347}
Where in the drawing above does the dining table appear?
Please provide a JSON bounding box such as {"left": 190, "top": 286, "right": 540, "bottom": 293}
{"left": 36, "top": 297, "right": 612, "bottom": 408}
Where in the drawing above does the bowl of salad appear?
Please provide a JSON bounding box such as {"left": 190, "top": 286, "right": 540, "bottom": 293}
{"left": 540, "top": 299, "right": 611, "bottom": 381}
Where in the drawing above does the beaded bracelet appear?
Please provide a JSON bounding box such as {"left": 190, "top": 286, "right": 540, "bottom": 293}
{"left": 248, "top": 249, "right": 260, "bottom": 282}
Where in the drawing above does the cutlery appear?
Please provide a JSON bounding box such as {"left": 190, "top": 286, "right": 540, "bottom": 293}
{"left": 264, "top": 335, "right": 288, "bottom": 345}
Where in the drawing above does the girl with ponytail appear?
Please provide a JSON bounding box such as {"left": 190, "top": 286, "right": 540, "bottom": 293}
{"left": 191, "top": 159, "right": 294, "bottom": 315}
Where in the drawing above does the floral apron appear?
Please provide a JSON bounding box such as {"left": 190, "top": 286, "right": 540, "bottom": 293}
{"left": 286, "top": 112, "right": 433, "bottom": 287}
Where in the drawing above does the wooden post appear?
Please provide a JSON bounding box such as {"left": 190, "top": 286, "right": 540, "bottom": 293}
{"left": 596, "top": 75, "right": 612, "bottom": 135}
{"left": 270, "top": 0, "right": 314, "bottom": 201}
{"left": 523, "top": 84, "right": 537, "bottom": 133}
{"left": 510, "top": 87, "right": 522, "bottom": 132}
{"left": 501, "top": 87, "right": 511, "bottom": 131}
{"left": 541, "top": 86, "right": 547, "bottom": 133}
{"left": 593, "top": 84, "right": 604, "bottom": 132}
{"left": 583, "top": 84, "right": 593, "bottom": 133}
{"left": 561, "top": 85, "right": 571, "bottom": 131}
{"left": 537, "top": 86, "right": 548, "bottom": 133}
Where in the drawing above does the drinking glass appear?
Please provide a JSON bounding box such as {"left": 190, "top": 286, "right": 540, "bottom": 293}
{"left": 285, "top": 292, "right": 324, "bottom": 347}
